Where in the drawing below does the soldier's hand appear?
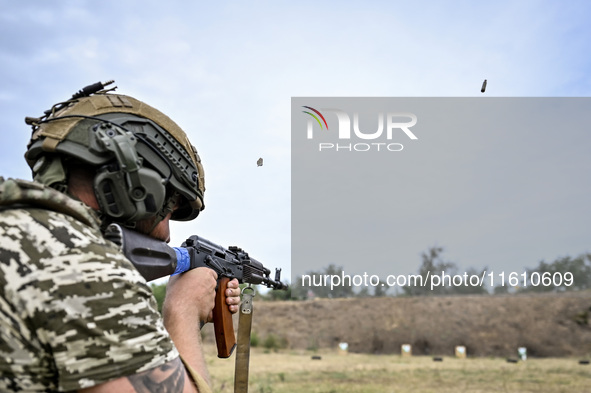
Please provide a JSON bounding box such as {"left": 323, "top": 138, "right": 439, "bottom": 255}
{"left": 163, "top": 267, "right": 218, "bottom": 326}
{"left": 225, "top": 278, "right": 241, "bottom": 314}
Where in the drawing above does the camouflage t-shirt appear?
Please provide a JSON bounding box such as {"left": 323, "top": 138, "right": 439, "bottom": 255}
{"left": 0, "top": 178, "right": 178, "bottom": 391}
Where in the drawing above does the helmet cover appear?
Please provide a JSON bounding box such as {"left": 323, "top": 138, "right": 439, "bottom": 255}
{"left": 25, "top": 86, "right": 205, "bottom": 224}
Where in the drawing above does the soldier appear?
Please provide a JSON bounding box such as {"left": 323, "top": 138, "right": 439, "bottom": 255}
{"left": 0, "top": 82, "right": 241, "bottom": 392}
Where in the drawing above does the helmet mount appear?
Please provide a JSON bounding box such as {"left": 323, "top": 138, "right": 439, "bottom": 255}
{"left": 92, "top": 121, "right": 167, "bottom": 223}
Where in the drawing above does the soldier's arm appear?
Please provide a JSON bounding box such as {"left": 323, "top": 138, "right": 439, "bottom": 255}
{"left": 162, "top": 267, "right": 219, "bottom": 388}
{"left": 78, "top": 357, "right": 201, "bottom": 392}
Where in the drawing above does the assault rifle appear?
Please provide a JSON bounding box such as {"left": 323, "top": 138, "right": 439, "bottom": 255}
{"left": 104, "top": 223, "right": 287, "bottom": 358}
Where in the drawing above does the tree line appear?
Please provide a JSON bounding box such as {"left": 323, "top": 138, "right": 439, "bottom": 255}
{"left": 149, "top": 247, "right": 591, "bottom": 305}
{"left": 290, "top": 247, "right": 591, "bottom": 300}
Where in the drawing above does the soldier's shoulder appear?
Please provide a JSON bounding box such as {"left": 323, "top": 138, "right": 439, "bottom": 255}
{"left": 0, "top": 177, "right": 101, "bottom": 231}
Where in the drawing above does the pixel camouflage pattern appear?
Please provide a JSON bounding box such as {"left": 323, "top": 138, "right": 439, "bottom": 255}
{"left": 0, "top": 178, "right": 178, "bottom": 391}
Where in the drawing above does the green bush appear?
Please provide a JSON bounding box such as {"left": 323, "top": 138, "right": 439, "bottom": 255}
{"left": 263, "top": 333, "right": 287, "bottom": 351}
{"left": 251, "top": 331, "right": 260, "bottom": 347}
{"left": 150, "top": 282, "right": 167, "bottom": 312}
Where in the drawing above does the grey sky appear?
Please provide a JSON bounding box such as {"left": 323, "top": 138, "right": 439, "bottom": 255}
{"left": 1, "top": 1, "right": 591, "bottom": 284}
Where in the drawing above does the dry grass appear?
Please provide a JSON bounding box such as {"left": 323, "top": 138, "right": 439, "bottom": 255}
{"left": 204, "top": 346, "right": 591, "bottom": 393}
{"left": 231, "top": 293, "right": 591, "bottom": 357}
{"left": 197, "top": 293, "right": 591, "bottom": 391}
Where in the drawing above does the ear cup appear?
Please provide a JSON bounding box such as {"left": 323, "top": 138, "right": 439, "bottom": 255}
{"left": 94, "top": 165, "right": 166, "bottom": 222}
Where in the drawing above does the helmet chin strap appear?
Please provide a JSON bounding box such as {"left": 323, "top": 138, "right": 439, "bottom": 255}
{"left": 145, "top": 192, "right": 180, "bottom": 234}
{"left": 99, "top": 193, "right": 178, "bottom": 236}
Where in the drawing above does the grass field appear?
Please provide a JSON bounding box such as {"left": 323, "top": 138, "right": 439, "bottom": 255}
{"left": 204, "top": 346, "right": 591, "bottom": 393}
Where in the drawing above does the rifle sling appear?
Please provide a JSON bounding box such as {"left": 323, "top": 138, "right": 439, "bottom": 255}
{"left": 234, "top": 288, "right": 254, "bottom": 393}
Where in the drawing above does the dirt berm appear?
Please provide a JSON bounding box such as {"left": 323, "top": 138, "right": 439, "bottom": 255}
{"left": 203, "top": 291, "right": 591, "bottom": 357}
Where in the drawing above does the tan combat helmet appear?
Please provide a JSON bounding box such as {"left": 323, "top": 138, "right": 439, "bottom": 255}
{"left": 24, "top": 81, "right": 205, "bottom": 225}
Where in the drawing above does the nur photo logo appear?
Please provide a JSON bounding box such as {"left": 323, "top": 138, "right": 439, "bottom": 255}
{"left": 301, "top": 106, "right": 418, "bottom": 152}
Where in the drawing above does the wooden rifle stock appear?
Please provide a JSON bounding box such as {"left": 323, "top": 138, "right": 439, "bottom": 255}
{"left": 212, "top": 277, "right": 236, "bottom": 358}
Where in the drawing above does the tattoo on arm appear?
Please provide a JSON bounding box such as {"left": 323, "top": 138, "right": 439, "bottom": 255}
{"left": 127, "top": 357, "right": 186, "bottom": 393}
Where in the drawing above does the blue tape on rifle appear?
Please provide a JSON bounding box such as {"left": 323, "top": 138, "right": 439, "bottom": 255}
{"left": 172, "top": 247, "right": 190, "bottom": 275}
